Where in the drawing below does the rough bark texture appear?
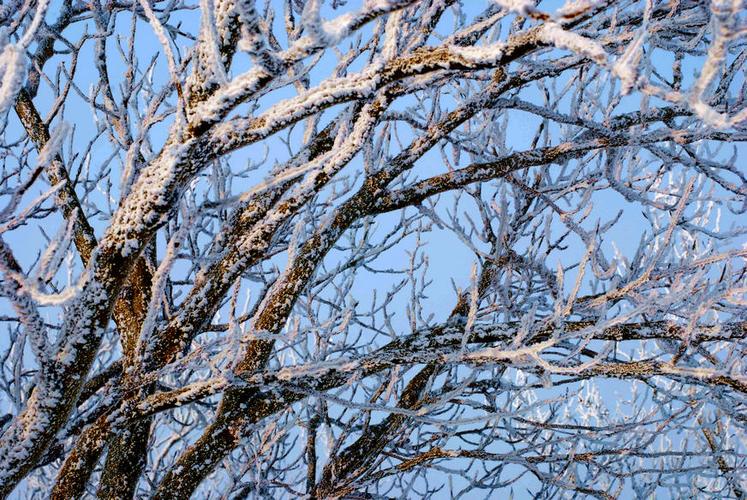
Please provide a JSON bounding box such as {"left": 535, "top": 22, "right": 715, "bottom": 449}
{"left": 1, "top": 1, "right": 745, "bottom": 498}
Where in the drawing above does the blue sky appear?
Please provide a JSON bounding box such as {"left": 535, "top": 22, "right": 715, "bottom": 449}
{"left": 1, "top": 0, "right": 746, "bottom": 497}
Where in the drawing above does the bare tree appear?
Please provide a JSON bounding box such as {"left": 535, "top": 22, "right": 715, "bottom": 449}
{"left": 0, "top": 0, "right": 745, "bottom": 498}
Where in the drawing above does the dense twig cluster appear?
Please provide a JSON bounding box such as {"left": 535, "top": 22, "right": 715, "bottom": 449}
{"left": 0, "top": 0, "right": 745, "bottom": 497}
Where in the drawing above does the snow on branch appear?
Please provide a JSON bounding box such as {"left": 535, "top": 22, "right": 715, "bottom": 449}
{"left": 0, "top": 1, "right": 746, "bottom": 498}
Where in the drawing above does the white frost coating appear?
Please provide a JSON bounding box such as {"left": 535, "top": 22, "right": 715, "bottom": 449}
{"left": 556, "top": 0, "right": 601, "bottom": 18}
{"left": 0, "top": 38, "right": 26, "bottom": 125}
{"left": 450, "top": 42, "right": 506, "bottom": 65}
{"left": 0, "top": 181, "right": 65, "bottom": 234}
{"left": 0, "top": 0, "right": 745, "bottom": 496}
{"left": 540, "top": 22, "right": 607, "bottom": 65}
{"left": 137, "top": 207, "right": 195, "bottom": 362}
{"left": 228, "top": 99, "right": 381, "bottom": 205}
{"left": 381, "top": 8, "right": 403, "bottom": 60}
{"left": 0, "top": 277, "right": 108, "bottom": 486}
{"left": 111, "top": 138, "right": 193, "bottom": 258}
{"left": 302, "top": 0, "right": 358, "bottom": 47}
{"left": 198, "top": 0, "right": 228, "bottom": 85}
{"left": 689, "top": 97, "right": 730, "bottom": 130}
{"left": 17, "top": 0, "right": 51, "bottom": 48}
{"left": 612, "top": 32, "right": 645, "bottom": 95}
{"left": 188, "top": 0, "right": 417, "bottom": 127}
{"left": 0, "top": 0, "right": 51, "bottom": 124}
{"left": 35, "top": 211, "right": 76, "bottom": 285}
{"left": 36, "top": 122, "right": 69, "bottom": 171}
{"left": 209, "top": 63, "right": 384, "bottom": 150}
{"left": 613, "top": 0, "right": 650, "bottom": 96}
{"left": 684, "top": 0, "right": 742, "bottom": 130}
{"left": 492, "top": 0, "right": 535, "bottom": 17}
{"left": 137, "top": 0, "right": 185, "bottom": 124}
{"left": 0, "top": 239, "right": 50, "bottom": 363}
{"left": 191, "top": 67, "right": 266, "bottom": 126}
{"left": 10, "top": 271, "right": 89, "bottom": 308}
{"left": 299, "top": 0, "right": 417, "bottom": 50}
